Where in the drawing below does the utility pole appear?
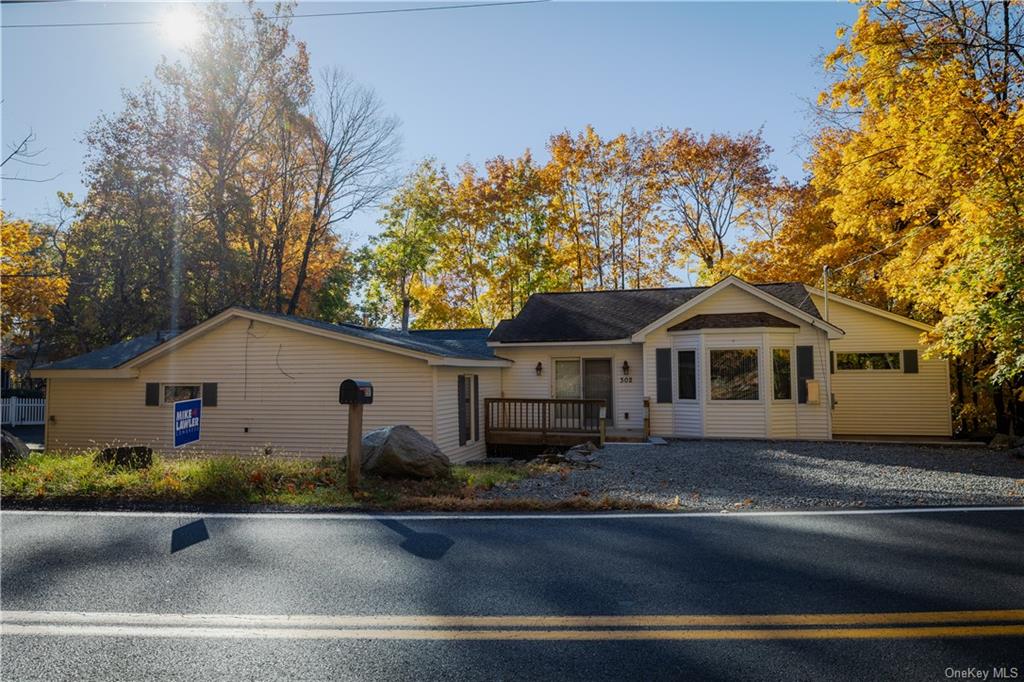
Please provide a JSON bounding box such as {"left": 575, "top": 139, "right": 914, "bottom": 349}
{"left": 823, "top": 264, "right": 830, "bottom": 322}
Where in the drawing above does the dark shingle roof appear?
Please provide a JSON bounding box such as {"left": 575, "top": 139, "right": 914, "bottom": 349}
{"left": 488, "top": 282, "right": 820, "bottom": 343}
{"left": 41, "top": 331, "right": 182, "bottom": 370}
{"left": 40, "top": 310, "right": 498, "bottom": 371}
{"left": 667, "top": 312, "right": 799, "bottom": 332}
{"left": 247, "top": 309, "right": 497, "bottom": 361}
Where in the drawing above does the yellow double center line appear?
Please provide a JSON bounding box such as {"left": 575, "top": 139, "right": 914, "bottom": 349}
{"left": 3, "top": 609, "right": 1024, "bottom": 640}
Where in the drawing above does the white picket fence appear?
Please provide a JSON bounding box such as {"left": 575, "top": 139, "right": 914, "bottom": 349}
{"left": 1, "top": 397, "right": 46, "bottom": 426}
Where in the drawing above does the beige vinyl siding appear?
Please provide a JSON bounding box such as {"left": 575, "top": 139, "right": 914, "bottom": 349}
{"left": 46, "top": 317, "right": 437, "bottom": 457}
{"left": 432, "top": 367, "right": 500, "bottom": 463}
{"left": 497, "top": 344, "right": 644, "bottom": 429}
{"left": 795, "top": 325, "right": 832, "bottom": 440}
{"left": 645, "top": 284, "right": 831, "bottom": 440}
{"left": 811, "top": 294, "right": 951, "bottom": 437}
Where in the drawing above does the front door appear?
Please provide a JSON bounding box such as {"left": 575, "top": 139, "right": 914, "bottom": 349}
{"left": 583, "top": 358, "right": 613, "bottom": 425}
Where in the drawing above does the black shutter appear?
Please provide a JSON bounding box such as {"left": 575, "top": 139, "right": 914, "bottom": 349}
{"left": 457, "top": 376, "right": 467, "bottom": 446}
{"left": 796, "top": 346, "right": 814, "bottom": 404}
{"left": 655, "top": 348, "right": 671, "bottom": 403}
{"left": 677, "top": 350, "right": 696, "bottom": 400}
{"left": 829, "top": 351, "right": 835, "bottom": 374}
{"left": 145, "top": 383, "right": 160, "bottom": 406}
{"left": 903, "top": 349, "right": 919, "bottom": 374}
{"left": 202, "top": 383, "right": 218, "bottom": 407}
{"left": 473, "top": 375, "right": 480, "bottom": 441}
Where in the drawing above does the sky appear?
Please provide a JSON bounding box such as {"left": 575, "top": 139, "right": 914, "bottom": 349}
{"left": 1, "top": 1, "right": 857, "bottom": 245}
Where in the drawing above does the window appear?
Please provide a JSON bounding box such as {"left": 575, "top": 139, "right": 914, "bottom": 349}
{"left": 163, "top": 384, "right": 200, "bottom": 404}
{"left": 554, "top": 359, "right": 581, "bottom": 399}
{"left": 772, "top": 348, "right": 792, "bottom": 400}
{"left": 709, "top": 349, "right": 759, "bottom": 401}
{"left": 677, "top": 350, "right": 696, "bottom": 400}
{"left": 836, "top": 352, "right": 901, "bottom": 371}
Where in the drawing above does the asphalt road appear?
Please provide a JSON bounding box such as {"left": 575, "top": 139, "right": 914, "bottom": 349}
{"left": 1, "top": 508, "right": 1022, "bottom": 681}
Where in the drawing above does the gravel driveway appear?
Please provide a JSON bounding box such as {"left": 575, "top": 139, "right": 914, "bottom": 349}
{"left": 482, "top": 440, "right": 1024, "bottom": 510}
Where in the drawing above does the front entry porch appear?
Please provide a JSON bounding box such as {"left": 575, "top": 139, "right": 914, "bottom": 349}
{"left": 483, "top": 397, "right": 651, "bottom": 452}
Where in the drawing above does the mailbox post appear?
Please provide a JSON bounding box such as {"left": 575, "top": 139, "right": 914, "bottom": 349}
{"left": 339, "top": 379, "right": 373, "bottom": 490}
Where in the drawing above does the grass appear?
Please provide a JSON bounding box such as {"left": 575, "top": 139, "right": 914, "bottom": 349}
{"left": 0, "top": 450, "right": 538, "bottom": 510}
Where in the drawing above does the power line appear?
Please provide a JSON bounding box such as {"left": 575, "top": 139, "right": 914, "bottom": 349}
{"left": 1, "top": 0, "right": 550, "bottom": 29}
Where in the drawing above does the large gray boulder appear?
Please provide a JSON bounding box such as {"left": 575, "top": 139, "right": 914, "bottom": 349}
{"left": 1, "top": 430, "right": 30, "bottom": 468}
{"left": 361, "top": 425, "right": 451, "bottom": 479}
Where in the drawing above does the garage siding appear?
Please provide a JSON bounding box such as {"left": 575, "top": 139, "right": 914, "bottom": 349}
{"left": 45, "top": 317, "right": 438, "bottom": 457}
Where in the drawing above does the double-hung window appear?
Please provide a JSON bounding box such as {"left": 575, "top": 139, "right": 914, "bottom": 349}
{"left": 772, "top": 348, "right": 793, "bottom": 400}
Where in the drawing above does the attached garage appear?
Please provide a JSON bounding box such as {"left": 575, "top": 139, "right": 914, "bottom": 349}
{"left": 808, "top": 291, "right": 952, "bottom": 438}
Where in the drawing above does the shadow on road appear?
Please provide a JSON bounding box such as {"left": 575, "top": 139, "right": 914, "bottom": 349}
{"left": 171, "top": 519, "right": 210, "bottom": 554}
{"left": 376, "top": 518, "right": 453, "bottom": 560}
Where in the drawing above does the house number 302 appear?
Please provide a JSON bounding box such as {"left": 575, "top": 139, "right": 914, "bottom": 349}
{"left": 619, "top": 376, "right": 633, "bottom": 383}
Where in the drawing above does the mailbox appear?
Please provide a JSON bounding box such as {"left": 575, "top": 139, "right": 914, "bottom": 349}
{"left": 339, "top": 379, "right": 373, "bottom": 405}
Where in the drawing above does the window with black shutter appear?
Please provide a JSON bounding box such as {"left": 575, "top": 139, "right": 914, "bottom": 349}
{"left": 202, "top": 383, "right": 218, "bottom": 407}
{"left": 655, "top": 348, "right": 671, "bottom": 403}
{"left": 796, "top": 345, "right": 814, "bottom": 404}
{"left": 903, "top": 349, "right": 919, "bottom": 373}
{"left": 677, "top": 350, "right": 696, "bottom": 400}
{"left": 473, "top": 375, "right": 480, "bottom": 441}
{"left": 457, "top": 375, "right": 468, "bottom": 446}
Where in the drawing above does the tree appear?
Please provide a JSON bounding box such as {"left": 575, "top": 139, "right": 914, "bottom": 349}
{"left": 364, "top": 161, "right": 445, "bottom": 330}
{"left": 156, "top": 1, "right": 313, "bottom": 310}
{"left": 546, "top": 127, "right": 672, "bottom": 290}
{"left": 717, "top": 0, "right": 1024, "bottom": 435}
{"left": 0, "top": 212, "right": 67, "bottom": 344}
{"left": 820, "top": 0, "right": 1024, "bottom": 434}
{"left": 286, "top": 69, "right": 399, "bottom": 315}
{"left": 658, "top": 128, "right": 774, "bottom": 273}
{"left": 53, "top": 2, "right": 396, "bottom": 358}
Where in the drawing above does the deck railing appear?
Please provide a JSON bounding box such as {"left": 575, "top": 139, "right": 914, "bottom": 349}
{"left": 484, "top": 398, "right": 606, "bottom": 447}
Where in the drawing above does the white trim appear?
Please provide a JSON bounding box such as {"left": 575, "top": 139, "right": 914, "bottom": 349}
{"left": 2, "top": 506, "right": 1020, "bottom": 521}
{"left": 487, "top": 338, "right": 633, "bottom": 348}
{"left": 804, "top": 286, "right": 933, "bottom": 332}
{"left": 32, "top": 368, "right": 140, "bottom": 379}
{"left": 632, "top": 277, "right": 845, "bottom": 342}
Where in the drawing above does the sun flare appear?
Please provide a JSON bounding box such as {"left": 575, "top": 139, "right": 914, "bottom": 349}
{"left": 159, "top": 7, "right": 203, "bottom": 47}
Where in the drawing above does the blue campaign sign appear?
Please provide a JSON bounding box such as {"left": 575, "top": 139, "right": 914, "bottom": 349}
{"left": 173, "top": 398, "right": 202, "bottom": 448}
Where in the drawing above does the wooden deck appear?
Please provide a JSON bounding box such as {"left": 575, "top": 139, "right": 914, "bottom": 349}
{"left": 484, "top": 398, "right": 607, "bottom": 449}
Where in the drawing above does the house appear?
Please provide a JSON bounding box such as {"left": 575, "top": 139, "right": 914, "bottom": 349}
{"left": 34, "top": 276, "right": 952, "bottom": 459}
{"left": 486, "top": 275, "right": 950, "bottom": 443}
